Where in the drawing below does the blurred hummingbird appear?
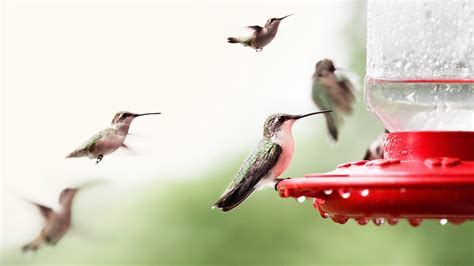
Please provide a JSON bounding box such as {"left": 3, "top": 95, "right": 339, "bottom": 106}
{"left": 363, "top": 129, "right": 389, "bottom": 160}
{"left": 67, "top": 111, "right": 161, "bottom": 164}
{"left": 213, "top": 110, "right": 331, "bottom": 212}
{"left": 311, "top": 59, "right": 356, "bottom": 141}
{"left": 227, "top": 14, "right": 293, "bottom": 52}
{"left": 22, "top": 188, "right": 78, "bottom": 253}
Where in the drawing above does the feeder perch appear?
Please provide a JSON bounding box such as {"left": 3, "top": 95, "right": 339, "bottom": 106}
{"left": 278, "top": 0, "right": 474, "bottom": 226}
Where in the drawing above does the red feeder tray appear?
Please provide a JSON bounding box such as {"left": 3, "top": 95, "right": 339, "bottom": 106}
{"left": 277, "top": 131, "right": 474, "bottom": 226}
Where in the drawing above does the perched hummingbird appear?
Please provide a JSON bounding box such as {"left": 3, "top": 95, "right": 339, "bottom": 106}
{"left": 311, "top": 59, "right": 356, "bottom": 141}
{"left": 22, "top": 188, "right": 78, "bottom": 253}
{"left": 363, "top": 129, "right": 389, "bottom": 160}
{"left": 227, "top": 14, "right": 293, "bottom": 52}
{"left": 67, "top": 111, "right": 161, "bottom": 164}
{"left": 213, "top": 110, "right": 331, "bottom": 212}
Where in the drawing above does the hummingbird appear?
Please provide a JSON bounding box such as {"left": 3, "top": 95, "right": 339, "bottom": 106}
{"left": 67, "top": 111, "right": 161, "bottom": 164}
{"left": 227, "top": 14, "right": 293, "bottom": 52}
{"left": 311, "top": 59, "right": 356, "bottom": 141}
{"left": 363, "top": 129, "right": 389, "bottom": 160}
{"left": 213, "top": 110, "right": 332, "bottom": 212}
{"left": 22, "top": 188, "right": 78, "bottom": 253}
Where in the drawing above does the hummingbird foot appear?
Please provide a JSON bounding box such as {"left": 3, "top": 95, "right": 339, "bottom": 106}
{"left": 274, "top": 177, "right": 291, "bottom": 191}
{"left": 255, "top": 48, "right": 263, "bottom": 52}
{"left": 95, "top": 154, "right": 104, "bottom": 164}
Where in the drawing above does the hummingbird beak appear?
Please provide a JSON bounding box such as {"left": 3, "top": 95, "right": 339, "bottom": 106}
{"left": 294, "top": 110, "right": 332, "bottom": 120}
{"left": 278, "top": 14, "right": 294, "bottom": 20}
{"left": 133, "top": 112, "right": 161, "bottom": 117}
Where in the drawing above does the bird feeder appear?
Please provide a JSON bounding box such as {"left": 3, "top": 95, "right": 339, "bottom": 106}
{"left": 277, "top": 0, "right": 474, "bottom": 226}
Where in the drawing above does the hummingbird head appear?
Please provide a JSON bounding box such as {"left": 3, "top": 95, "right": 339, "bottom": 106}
{"left": 315, "top": 59, "right": 336, "bottom": 77}
{"left": 111, "top": 111, "right": 161, "bottom": 126}
{"left": 263, "top": 110, "right": 332, "bottom": 140}
{"left": 264, "top": 14, "right": 293, "bottom": 28}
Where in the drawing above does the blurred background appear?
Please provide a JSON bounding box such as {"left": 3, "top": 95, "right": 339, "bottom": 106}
{"left": 2, "top": 0, "right": 473, "bottom": 265}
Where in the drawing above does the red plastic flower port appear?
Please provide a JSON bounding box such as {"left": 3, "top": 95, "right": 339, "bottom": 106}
{"left": 277, "top": 131, "right": 474, "bottom": 226}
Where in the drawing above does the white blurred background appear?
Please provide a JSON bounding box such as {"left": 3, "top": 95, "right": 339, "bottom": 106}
{"left": 2, "top": 0, "right": 356, "bottom": 248}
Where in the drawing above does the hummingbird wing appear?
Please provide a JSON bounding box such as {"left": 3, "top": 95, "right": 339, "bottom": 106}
{"left": 214, "top": 139, "right": 282, "bottom": 212}
{"left": 247, "top": 25, "right": 263, "bottom": 33}
{"left": 66, "top": 128, "right": 112, "bottom": 158}
{"left": 312, "top": 72, "right": 356, "bottom": 141}
{"left": 30, "top": 202, "right": 54, "bottom": 220}
{"left": 319, "top": 72, "right": 356, "bottom": 114}
{"left": 312, "top": 79, "right": 339, "bottom": 141}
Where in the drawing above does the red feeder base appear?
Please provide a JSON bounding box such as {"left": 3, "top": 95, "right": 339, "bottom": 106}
{"left": 277, "top": 131, "right": 474, "bottom": 226}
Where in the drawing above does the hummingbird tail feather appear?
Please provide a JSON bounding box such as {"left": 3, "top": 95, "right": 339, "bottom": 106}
{"left": 22, "top": 238, "right": 42, "bottom": 253}
{"left": 213, "top": 187, "right": 255, "bottom": 212}
{"left": 363, "top": 149, "right": 371, "bottom": 160}
{"left": 66, "top": 149, "right": 86, "bottom": 158}
{"left": 227, "top": 37, "right": 252, "bottom": 47}
{"left": 324, "top": 113, "right": 338, "bottom": 141}
{"left": 227, "top": 37, "right": 240, "bottom": 43}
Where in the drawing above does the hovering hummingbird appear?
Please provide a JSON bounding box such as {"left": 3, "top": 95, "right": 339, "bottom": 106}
{"left": 227, "top": 14, "right": 293, "bottom": 52}
{"left": 363, "top": 129, "right": 389, "bottom": 160}
{"left": 22, "top": 188, "right": 78, "bottom": 253}
{"left": 67, "top": 111, "right": 161, "bottom": 164}
{"left": 311, "top": 59, "right": 356, "bottom": 141}
{"left": 213, "top": 110, "right": 332, "bottom": 212}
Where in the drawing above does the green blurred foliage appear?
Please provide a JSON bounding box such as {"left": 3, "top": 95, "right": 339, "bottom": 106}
{"left": 3, "top": 2, "right": 474, "bottom": 265}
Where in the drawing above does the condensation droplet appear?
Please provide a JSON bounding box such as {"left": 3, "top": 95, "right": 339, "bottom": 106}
{"left": 356, "top": 217, "right": 369, "bottom": 225}
{"left": 439, "top": 219, "right": 448, "bottom": 225}
{"left": 360, "top": 189, "right": 369, "bottom": 197}
{"left": 296, "top": 196, "right": 306, "bottom": 203}
{"left": 408, "top": 218, "right": 423, "bottom": 227}
{"left": 388, "top": 218, "right": 399, "bottom": 225}
{"left": 323, "top": 189, "right": 333, "bottom": 195}
{"left": 449, "top": 219, "right": 465, "bottom": 225}
{"left": 373, "top": 218, "right": 385, "bottom": 226}
{"left": 338, "top": 188, "right": 351, "bottom": 199}
{"left": 331, "top": 215, "right": 349, "bottom": 224}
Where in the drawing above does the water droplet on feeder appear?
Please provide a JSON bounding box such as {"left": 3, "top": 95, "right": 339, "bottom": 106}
{"left": 356, "top": 217, "right": 369, "bottom": 225}
{"left": 373, "top": 218, "right": 385, "bottom": 226}
{"left": 296, "top": 196, "right": 306, "bottom": 203}
{"left": 360, "top": 189, "right": 369, "bottom": 197}
{"left": 323, "top": 189, "right": 333, "bottom": 195}
{"left": 319, "top": 210, "right": 329, "bottom": 219}
{"left": 387, "top": 218, "right": 399, "bottom": 225}
{"left": 400, "top": 188, "right": 407, "bottom": 193}
{"left": 331, "top": 215, "right": 349, "bottom": 224}
{"left": 449, "top": 219, "right": 465, "bottom": 225}
{"left": 439, "top": 219, "right": 448, "bottom": 225}
{"left": 408, "top": 218, "right": 423, "bottom": 227}
{"left": 338, "top": 188, "right": 351, "bottom": 199}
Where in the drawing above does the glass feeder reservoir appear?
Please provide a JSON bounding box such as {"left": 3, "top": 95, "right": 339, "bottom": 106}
{"left": 277, "top": 0, "right": 474, "bottom": 226}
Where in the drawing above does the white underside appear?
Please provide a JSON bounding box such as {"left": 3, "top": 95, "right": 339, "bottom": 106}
{"left": 255, "top": 120, "right": 295, "bottom": 190}
{"left": 87, "top": 131, "right": 127, "bottom": 158}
